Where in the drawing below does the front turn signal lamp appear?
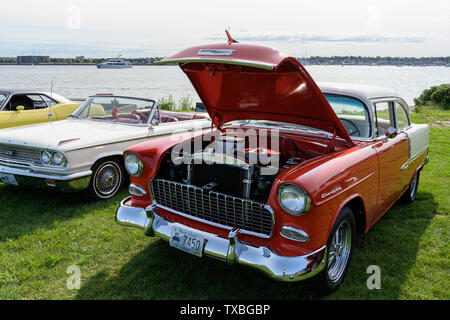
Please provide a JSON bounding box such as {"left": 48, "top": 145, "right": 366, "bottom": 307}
{"left": 280, "top": 226, "right": 310, "bottom": 242}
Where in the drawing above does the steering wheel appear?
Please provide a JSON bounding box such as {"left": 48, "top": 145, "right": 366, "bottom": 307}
{"left": 339, "top": 118, "right": 360, "bottom": 137}
{"left": 131, "top": 110, "right": 144, "bottom": 122}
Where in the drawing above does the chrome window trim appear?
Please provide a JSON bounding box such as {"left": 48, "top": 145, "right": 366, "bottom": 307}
{"left": 369, "top": 96, "right": 413, "bottom": 141}
{"left": 73, "top": 95, "right": 158, "bottom": 126}
{"left": 369, "top": 97, "right": 413, "bottom": 141}
{"left": 392, "top": 99, "right": 412, "bottom": 130}
{"left": 321, "top": 91, "right": 374, "bottom": 141}
{"left": 0, "top": 93, "right": 10, "bottom": 110}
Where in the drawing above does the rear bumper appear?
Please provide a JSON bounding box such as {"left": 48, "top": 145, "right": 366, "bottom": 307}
{"left": 116, "top": 197, "right": 327, "bottom": 282}
{"left": 0, "top": 164, "right": 91, "bottom": 192}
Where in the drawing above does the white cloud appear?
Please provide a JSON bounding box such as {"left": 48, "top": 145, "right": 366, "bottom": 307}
{"left": 0, "top": 0, "right": 449, "bottom": 57}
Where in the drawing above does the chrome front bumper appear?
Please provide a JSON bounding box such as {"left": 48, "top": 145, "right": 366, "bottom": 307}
{"left": 0, "top": 164, "right": 91, "bottom": 192}
{"left": 116, "top": 197, "right": 327, "bottom": 282}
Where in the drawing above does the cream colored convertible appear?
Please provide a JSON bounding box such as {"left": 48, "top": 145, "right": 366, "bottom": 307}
{"left": 0, "top": 95, "right": 210, "bottom": 199}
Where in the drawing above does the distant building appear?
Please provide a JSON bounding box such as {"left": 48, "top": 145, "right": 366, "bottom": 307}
{"left": 75, "top": 56, "right": 85, "bottom": 62}
{"left": 17, "top": 55, "right": 50, "bottom": 65}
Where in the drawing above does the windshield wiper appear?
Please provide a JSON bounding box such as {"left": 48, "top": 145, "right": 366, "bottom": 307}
{"left": 68, "top": 114, "right": 80, "bottom": 119}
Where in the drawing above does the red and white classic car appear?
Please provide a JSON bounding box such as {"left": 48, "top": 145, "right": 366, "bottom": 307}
{"left": 115, "top": 38, "right": 430, "bottom": 292}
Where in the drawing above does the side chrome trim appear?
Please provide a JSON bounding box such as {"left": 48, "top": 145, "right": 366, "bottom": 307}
{"left": 401, "top": 146, "right": 429, "bottom": 170}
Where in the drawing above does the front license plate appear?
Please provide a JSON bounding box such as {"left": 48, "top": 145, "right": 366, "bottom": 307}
{"left": 170, "top": 226, "right": 205, "bottom": 257}
{"left": 0, "top": 173, "right": 18, "bottom": 186}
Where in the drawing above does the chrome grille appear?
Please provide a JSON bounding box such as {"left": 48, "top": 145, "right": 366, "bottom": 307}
{"left": 151, "top": 179, "right": 274, "bottom": 237}
{"left": 0, "top": 144, "right": 42, "bottom": 165}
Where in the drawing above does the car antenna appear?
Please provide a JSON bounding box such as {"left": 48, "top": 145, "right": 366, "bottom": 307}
{"left": 48, "top": 80, "right": 54, "bottom": 122}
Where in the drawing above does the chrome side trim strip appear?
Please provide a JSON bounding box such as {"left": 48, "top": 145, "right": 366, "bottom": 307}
{"left": 401, "top": 146, "right": 429, "bottom": 170}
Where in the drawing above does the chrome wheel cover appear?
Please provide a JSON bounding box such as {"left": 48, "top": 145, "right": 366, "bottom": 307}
{"left": 327, "top": 220, "right": 352, "bottom": 283}
{"left": 95, "top": 163, "right": 121, "bottom": 197}
{"left": 410, "top": 173, "right": 418, "bottom": 199}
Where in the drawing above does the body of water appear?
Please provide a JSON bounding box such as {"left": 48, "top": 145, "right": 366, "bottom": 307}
{"left": 0, "top": 65, "right": 449, "bottom": 105}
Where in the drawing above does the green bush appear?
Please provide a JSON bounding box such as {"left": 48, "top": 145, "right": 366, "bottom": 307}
{"left": 158, "top": 95, "right": 176, "bottom": 110}
{"left": 413, "top": 105, "right": 422, "bottom": 113}
{"left": 414, "top": 84, "right": 450, "bottom": 110}
{"left": 178, "top": 95, "right": 193, "bottom": 111}
{"left": 158, "top": 95, "right": 193, "bottom": 111}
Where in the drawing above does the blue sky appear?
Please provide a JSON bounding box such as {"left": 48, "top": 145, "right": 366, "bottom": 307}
{"left": 1, "top": 0, "right": 449, "bottom": 57}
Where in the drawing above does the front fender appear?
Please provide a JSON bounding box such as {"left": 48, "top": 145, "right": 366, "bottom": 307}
{"left": 265, "top": 143, "right": 378, "bottom": 254}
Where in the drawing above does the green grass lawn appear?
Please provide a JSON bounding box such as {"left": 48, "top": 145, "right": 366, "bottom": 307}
{"left": 0, "top": 110, "right": 448, "bottom": 300}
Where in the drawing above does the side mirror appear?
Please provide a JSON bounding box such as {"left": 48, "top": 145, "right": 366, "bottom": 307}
{"left": 385, "top": 127, "right": 398, "bottom": 139}
{"left": 150, "top": 119, "right": 160, "bottom": 127}
{"left": 16, "top": 105, "right": 24, "bottom": 111}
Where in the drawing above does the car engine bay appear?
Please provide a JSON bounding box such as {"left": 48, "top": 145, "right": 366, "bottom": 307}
{"left": 155, "top": 128, "right": 346, "bottom": 204}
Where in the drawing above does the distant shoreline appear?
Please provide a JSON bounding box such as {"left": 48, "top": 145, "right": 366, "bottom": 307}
{"left": 2, "top": 55, "right": 449, "bottom": 67}
{"left": 0, "top": 63, "right": 160, "bottom": 66}
{"left": 0, "top": 63, "right": 448, "bottom": 67}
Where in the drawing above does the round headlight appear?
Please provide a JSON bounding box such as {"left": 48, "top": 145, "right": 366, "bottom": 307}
{"left": 41, "top": 151, "right": 51, "bottom": 165}
{"left": 278, "top": 184, "right": 310, "bottom": 215}
{"left": 124, "top": 152, "right": 143, "bottom": 176}
{"left": 52, "top": 152, "right": 66, "bottom": 166}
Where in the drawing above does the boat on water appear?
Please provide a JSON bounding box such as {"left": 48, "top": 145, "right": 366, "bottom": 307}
{"left": 96, "top": 57, "right": 132, "bottom": 69}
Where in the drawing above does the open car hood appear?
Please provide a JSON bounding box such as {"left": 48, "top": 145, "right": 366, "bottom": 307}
{"left": 158, "top": 42, "right": 353, "bottom": 143}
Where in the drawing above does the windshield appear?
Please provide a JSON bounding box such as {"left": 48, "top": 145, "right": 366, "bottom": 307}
{"left": 0, "top": 93, "right": 8, "bottom": 108}
{"left": 325, "top": 94, "right": 371, "bottom": 138}
{"left": 225, "top": 94, "right": 371, "bottom": 139}
{"left": 73, "top": 96, "right": 156, "bottom": 124}
{"left": 226, "top": 120, "right": 331, "bottom": 136}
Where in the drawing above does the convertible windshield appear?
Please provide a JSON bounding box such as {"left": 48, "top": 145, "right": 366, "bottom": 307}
{"left": 74, "top": 96, "right": 156, "bottom": 124}
{"left": 0, "top": 93, "right": 7, "bottom": 108}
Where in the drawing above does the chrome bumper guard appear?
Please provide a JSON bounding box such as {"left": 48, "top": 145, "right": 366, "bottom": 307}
{"left": 116, "top": 197, "right": 327, "bottom": 282}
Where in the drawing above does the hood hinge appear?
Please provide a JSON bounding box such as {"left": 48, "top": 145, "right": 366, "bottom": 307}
{"left": 325, "top": 128, "right": 337, "bottom": 154}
